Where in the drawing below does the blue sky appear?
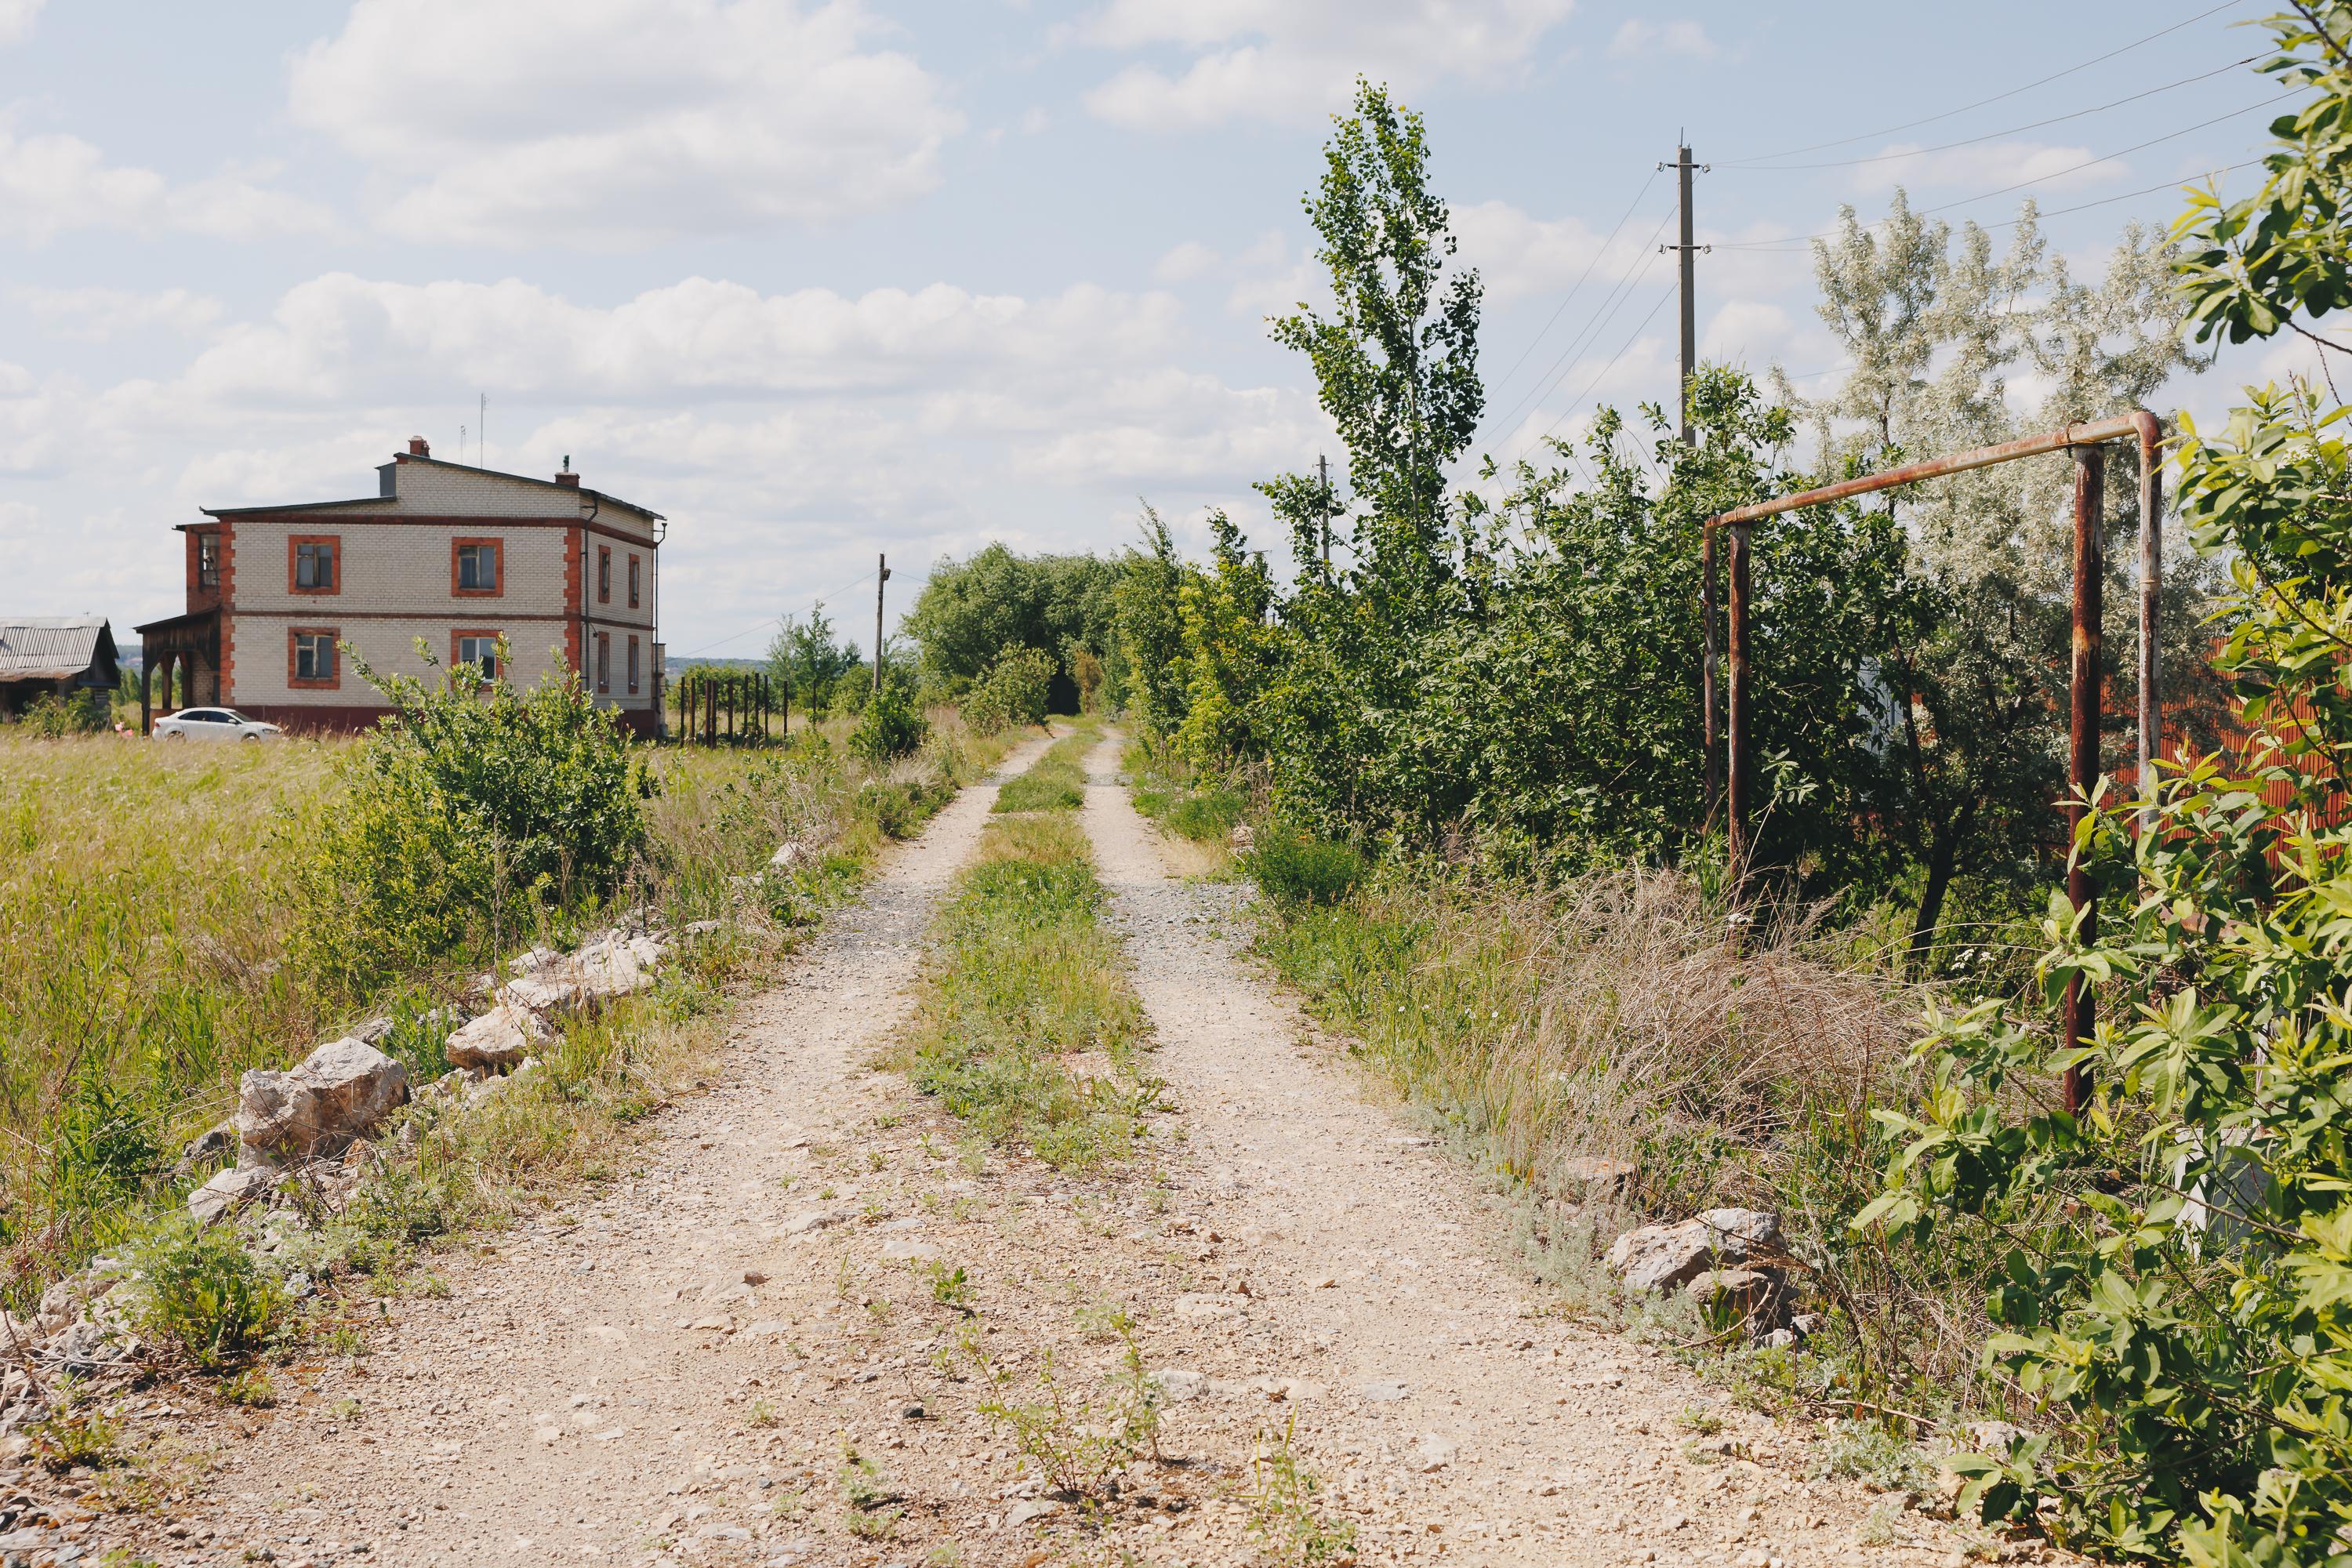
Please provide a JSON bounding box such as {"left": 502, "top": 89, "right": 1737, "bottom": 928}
{"left": 0, "top": 0, "right": 2285, "bottom": 659}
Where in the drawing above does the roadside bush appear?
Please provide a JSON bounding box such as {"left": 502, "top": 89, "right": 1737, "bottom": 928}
{"left": 129, "top": 1218, "right": 289, "bottom": 1374}
{"left": 1243, "top": 825, "right": 1363, "bottom": 910}
{"left": 850, "top": 681, "right": 928, "bottom": 764}
{"left": 1163, "top": 787, "right": 1245, "bottom": 844}
{"left": 961, "top": 647, "right": 1056, "bottom": 735}
{"left": 300, "top": 641, "right": 650, "bottom": 987}
{"left": 16, "top": 690, "right": 109, "bottom": 737}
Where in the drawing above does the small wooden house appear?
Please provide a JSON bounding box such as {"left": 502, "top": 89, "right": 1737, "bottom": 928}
{"left": 0, "top": 617, "right": 121, "bottom": 720}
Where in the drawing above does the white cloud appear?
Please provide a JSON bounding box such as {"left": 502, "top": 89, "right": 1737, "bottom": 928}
{"left": 1075, "top": 0, "right": 1577, "bottom": 130}
{"left": 1606, "top": 18, "right": 1713, "bottom": 60}
{"left": 1699, "top": 299, "right": 1794, "bottom": 365}
{"left": 17, "top": 286, "right": 226, "bottom": 341}
{"left": 1453, "top": 198, "right": 1659, "bottom": 305}
{"left": 173, "top": 274, "right": 1183, "bottom": 405}
{"left": 1153, "top": 240, "right": 1220, "bottom": 282}
{"left": 0, "top": 129, "right": 334, "bottom": 245}
{"left": 1850, "top": 141, "right": 2127, "bottom": 197}
{"left": 288, "top": 0, "right": 964, "bottom": 246}
{"left": 0, "top": 0, "right": 41, "bottom": 45}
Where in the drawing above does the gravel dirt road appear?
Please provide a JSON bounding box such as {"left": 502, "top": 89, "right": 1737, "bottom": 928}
{"left": 82, "top": 729, "right": 2015, "bottom": 1568}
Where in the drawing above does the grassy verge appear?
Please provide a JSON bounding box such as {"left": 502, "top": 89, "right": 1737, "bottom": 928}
{"left": 0, "top": 711, "right": 1005, "bottom": 1320}
{"left": 1120, "top": 739, "right": 1243, "bottom": 876}
{"left": 989, "top": 717, "right": 1098, "bottom": 813}
{"left": 1240, "top": 858, "right": 2030, "bottom": 1442}
{"left": 891, "top": 807, "right": 1157, "bottom": 1171}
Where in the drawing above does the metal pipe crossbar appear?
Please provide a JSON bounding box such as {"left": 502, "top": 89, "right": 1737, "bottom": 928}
{"left": 1702, "top": 409, "right": 2161, "bottom": 1112}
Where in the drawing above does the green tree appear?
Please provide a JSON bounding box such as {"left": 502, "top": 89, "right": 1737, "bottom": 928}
{"left": 1109, "top": 506, "right": 1195, "bottom": 746}
{"left": 1790, "top": 193, "right": 2215, "bottom": 959}
{"left": 902, "top": 546, "right": 1119, "bottom": 699}
{"left": 766, "top": 602, "right": 859, "bottom": 720}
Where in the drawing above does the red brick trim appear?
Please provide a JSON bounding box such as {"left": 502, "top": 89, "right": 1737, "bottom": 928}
{"left": 451, "top": 537, "right": 503, "bottom": 597}
{"left": 451, "top": 627, "right": 503, "bottom": 679}
{"left": 597, "top": 544, "right": 612, "bottom": 604}
{"left": 288, "top": 533, "right": 342, "bottom": 595}
{"left": 564, "top": 528, "right": 583, "bottom": 673}
{"left": 627, "top": 553, "right": 641, "bottom": 609}
{"left": 287, "top": 626, "right": 341, "bottom": 689}
{"left": 220, "top": 511, "right": 656, "bottom": 546}
{"left": 594, "top": 630, "right": 611, "bottom": 694}
{"left": 218, "top": 525, "right": 236, "bottom": 703}
{"left": 626, "top": 633, "right": 641, "bottom": 694}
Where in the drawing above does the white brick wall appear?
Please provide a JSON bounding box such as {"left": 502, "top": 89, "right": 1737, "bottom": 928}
{"left": 233, "top": 614, "right": 576, "bottom": 706}
{"left": 210, "top": 454, "right": 662, "bottom": 716}
{"left": 234, "top": 520, "right": 570, "bottom": 616}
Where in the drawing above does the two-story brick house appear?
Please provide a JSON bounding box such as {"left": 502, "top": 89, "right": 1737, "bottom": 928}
{"left": 136, "top": 440, "right": 665, "bottom": 735}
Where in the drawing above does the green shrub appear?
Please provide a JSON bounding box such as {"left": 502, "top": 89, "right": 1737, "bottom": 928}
{"left": 300, "top": 640, "right": 650, "bottom": 987}
{"left": 16, "top": 690, "right": 110, "bottom": 738}
{"left": 850, "top": 682, "right": 928, "bottom": 764}
{"left": 1163, "top": 787, "right": 1244, "bottom": 843}
{"left": 52, "top": 1072, "right": 162, "bottom": 1210}
{"left": 129, "top": 1219, "right": 289, "bottom": 1374}
{"left": 960, "top": 647, "right": 1056, "bottom": 735}
{"left": 1244, "top": 826, "right": 1363, "bottom": 910}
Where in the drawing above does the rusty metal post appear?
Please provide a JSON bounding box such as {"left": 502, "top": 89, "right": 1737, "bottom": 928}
{"left": 2063, "top": 445, "right": 2105, "bottom": 1116}
{"left": 1724, "top": 521, "right": 1752, "bottom": 891}
{"left": 1702, "top": 524, "right": 1720, "bottom": 818}
{"left": 2136, "top": 416, "right": 2163, "bottom": 829}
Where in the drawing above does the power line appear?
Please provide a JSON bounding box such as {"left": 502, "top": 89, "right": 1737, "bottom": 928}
{"left": 1728, "top": 0, "right": 2246, "bottom": 165}
{"left": 1482, "top": 170, "right": 1657, "bottom": 411}
{"left": 1483, "top": 209, "right": 1676, "bottom": 445}
{"left": 1718, "top": 98, "right": 2278, "bottom": 251}
{"left": 1731, "top": 56, "right": 2257, "bottom": 172}
{"left": 1513, "top": 280, "right": 1678, "bottom": 466}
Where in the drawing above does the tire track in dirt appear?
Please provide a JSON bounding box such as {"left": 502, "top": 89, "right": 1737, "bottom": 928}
{"left": 107, "top": 732, "right": 1053, "bottom": 1568}
{"left": 1076, "top": 734, "right": 2017, "bottom": 1568}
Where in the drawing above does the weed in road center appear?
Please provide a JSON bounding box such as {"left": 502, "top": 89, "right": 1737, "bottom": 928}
{"left": 891, "top": 811, "right": 1153, "bottom": 1171}
{"left": 992, "top": 725, "right": 1097, "bottom": 814}
{"left": 963, "top": 1312, "right": 1160, "bottom": 1501}
{"left": 1245, "top": 1415, "right": 1356, "bottom": 1565}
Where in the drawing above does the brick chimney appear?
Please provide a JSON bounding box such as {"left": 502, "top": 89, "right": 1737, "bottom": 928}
{"left": 408, "top": 436, "right": 430, "bottom": 456}
{"left": 555, "top": 454, "right": 579, "bottom": 488}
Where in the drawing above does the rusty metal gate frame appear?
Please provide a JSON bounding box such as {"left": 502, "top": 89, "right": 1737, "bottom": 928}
{"left": 1701, "top": 409, "right": 2163, "bottom": 1112}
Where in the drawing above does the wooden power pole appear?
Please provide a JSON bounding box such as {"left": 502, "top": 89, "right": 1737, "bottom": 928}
{"left": 874, "top": 553, "right": 891, "bottom": 695}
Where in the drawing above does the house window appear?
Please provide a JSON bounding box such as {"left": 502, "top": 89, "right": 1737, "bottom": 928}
{"left": 627, "top": 555, "right": 640, "bottom": 609}
{"left": 597, "top": 546, "right": 611, "bottom": 604}
{"left": 454, "top": 633, "right": 501, "bottom": 679}
{"left": 289, "top": 630, "right": 339, "bottom": 688}
{"left": 452, "top": 539, "right": 502, "bottom": 595}
{"left": 596, "top": 632, "right": 610, "bottom": 694}
{"left": 291, "top": 536, "right": 339, "bottom": 593}
{"left": 626, "top": 635, "right": 640, "bottom": 694}
{"left": 197, "top": 535, "right": 220, "bottom": 589}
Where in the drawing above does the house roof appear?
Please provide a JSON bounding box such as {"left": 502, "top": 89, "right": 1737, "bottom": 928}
{"left": 199, "top": 452, "right": 662, "bottom": 524}
{"left": 0, "top": 616, "right": 118, "bottom": 682}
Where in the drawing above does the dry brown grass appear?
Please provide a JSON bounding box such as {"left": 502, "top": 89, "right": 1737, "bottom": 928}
{"left": 1254, "top": 862, "right": 2024, "bottom": 1411}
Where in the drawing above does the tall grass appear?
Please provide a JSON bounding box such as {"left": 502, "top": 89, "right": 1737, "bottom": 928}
{"left": 0, "top": 718, "right": 997, "bottom": 1314}
{"left": 989, "top": 719, "right": 1097, "bottom": 814}
{"left": 1252, "top": 864, "right": 2030, "bottom": 1415}
{"left": 891, "top": 810, "right": 1156, "bottom": 1171}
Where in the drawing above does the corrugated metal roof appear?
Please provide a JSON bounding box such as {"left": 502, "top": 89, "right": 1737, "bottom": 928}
{"left": 0, "top": 617, "right": 115, "bottom": 682}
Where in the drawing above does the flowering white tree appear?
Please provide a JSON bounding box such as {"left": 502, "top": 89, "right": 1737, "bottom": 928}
{"left": 1780, "top": 193, "right": 2218, "bottom": 960}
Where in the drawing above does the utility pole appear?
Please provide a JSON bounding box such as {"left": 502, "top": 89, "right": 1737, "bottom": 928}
{"left": 1661, "top": 140, "right": 1718, "bottom": 815}
{"left": 873, "top": 553, "right": 891, "bottom": 695}
{"left": 1316, "top": 453, "right": 1331, "bottom": 572}
{"left": 1658, "top": 140, "right": 1709, "bottom": 448}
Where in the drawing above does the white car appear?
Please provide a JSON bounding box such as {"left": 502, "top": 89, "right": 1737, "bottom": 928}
{"left": 154, "top": 707, "right": 284, "bottom": 742}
